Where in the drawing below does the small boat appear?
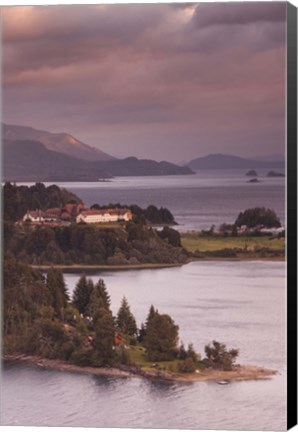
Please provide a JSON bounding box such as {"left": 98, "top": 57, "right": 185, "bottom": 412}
{"left": 37, "top": 362, "right": 45, "bottom": 368}
{"left": 217, "top": 380, "right": 230, "bottom": 385}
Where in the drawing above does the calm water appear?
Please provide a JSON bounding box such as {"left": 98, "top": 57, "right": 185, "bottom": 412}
{"left": 1, "top": 261, "right": 287, "bottom": 430}
{"left": 18, "top": 169, "right": 285, "bottom": 230}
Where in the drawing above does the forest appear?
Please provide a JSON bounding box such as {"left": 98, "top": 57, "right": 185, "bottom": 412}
{"left": 3, "top": 182, "right": 188, "bottom": 266}
{"left": 3, "top": 256, "right": 239, "bottom": 374}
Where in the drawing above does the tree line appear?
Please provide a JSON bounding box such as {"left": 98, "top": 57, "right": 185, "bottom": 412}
{"left": 3, "top": 182, "right": 82, "bottom": 222}
{"left": 3, "top": 182, "right": 187, "bottom": 266}
{"left": 3, "top": 182, "right": 177, "bottom": 226}
{"left": 4, "top": 221, "right": 187, "bottom": 266}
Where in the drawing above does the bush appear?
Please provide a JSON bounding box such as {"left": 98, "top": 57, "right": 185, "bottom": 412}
{"left": 206, "top": 248, "right": 238, "bottom": 258}
{"left": 203, "top": 340, "right": 239, "bottom": 371}
{"left": 178, "top": 357, "right": 196, "bottom": 373}
{"left": 70, "top": 348, "right": 95, "bottom": 366}
{"left": 56, "top": 341, "right": 75, "bottom": 361}
{"left": 115, "top": 346, "right": 131, "bottom": 365}
{"left": 158, "top": 226, "right": 181, "bottom": 247}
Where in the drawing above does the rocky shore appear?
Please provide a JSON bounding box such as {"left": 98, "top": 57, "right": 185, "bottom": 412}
{"left": 3, "top": 354, "right": 277, "bottom": 383}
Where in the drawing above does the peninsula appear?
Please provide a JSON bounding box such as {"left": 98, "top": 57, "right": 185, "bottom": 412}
{"left": 3, "top": 261, "right": 276, "bottom": 384}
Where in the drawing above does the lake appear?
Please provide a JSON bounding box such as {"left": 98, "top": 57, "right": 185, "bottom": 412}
{"left": 17, "top": 169, "right": 285, "bottom": 231}
{"left": 1, "top": 261, "right": 286, "bottom": 430}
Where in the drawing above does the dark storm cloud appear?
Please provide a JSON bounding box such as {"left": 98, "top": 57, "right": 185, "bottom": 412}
{"left": 2, "top": 3, "right": 286, "bottom": 162}
{"left": 191, "top": 2, "right": 286, "bottom": 27}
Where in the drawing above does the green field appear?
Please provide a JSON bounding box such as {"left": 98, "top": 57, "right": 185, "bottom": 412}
{"left": 181, "top": 235, "right": 285, "bottom": 254}
{"left": 127, "top": 344, "right": 181, "bottom": 373}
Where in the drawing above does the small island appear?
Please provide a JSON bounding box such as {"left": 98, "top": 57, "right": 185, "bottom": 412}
{"left": 247, "top": 178, "right": 260, "bottom": 183}
{"left": 267, "top": 171, "right": 285, "bottom": 177}
{"left": 246, "top": 170, "right": 258, "bottom": 177}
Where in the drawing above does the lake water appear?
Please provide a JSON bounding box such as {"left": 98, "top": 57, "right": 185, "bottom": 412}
{"left": 17, "top": 169, "right": 286, "bottom": 231}
{"left": 1, "top": 261, "right": 287, "bottom": 430}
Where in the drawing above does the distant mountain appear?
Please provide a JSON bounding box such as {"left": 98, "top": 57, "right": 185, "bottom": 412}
{"left": 252, "top": 153, "right": 285, "bottom": 162}
{"left": 2, "top": 123, "right": 115, "bottom": 162}
{"left": 186, "top": 154, "right": 285, "bottom": 170}
{"left": 3, "top": 139, "right": 194, "bottom": 181}
{"left": 95, "top": 157, "right": 193, "bottom": 177}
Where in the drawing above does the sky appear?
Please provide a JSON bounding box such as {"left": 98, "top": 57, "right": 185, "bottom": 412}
{"left": 1, "top": 2, "right": 286, "bottom": 162}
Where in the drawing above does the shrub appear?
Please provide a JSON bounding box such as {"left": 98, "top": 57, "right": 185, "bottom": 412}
{"left": 203, "top": 340, "right": 239, "bottom": 371}
{"left": 178, "top": 357, "right": 196, "bottom": 373}
{"left": 70, "top": 348, "right": 95, "bottom": 366}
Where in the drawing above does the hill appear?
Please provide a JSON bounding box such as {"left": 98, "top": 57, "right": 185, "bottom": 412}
{"left": 186, "top": 154, "right": 285, "bottom": 170}
{"left": 2, "top": 123, "right": 115, "bottom": 162}
{"left": 3, "top": 139, "right": 194, "bottom": 181}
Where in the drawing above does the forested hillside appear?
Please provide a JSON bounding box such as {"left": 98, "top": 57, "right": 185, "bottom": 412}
{"left": 3, "top": 183, "right": 188, "bottom": 266}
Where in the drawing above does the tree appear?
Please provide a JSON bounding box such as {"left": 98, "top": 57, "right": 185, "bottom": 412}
{"left": 204, "top": 340, "right": 239, "bottom": 371}
{"left": 178, "top": 357, "right": 196, "bottom": 373}
{"left": 137, "top": 323, "right": 146, "bottom": 343}
{"left": 178, "top": 342, "right": 187, "bottom": 360}
{"left": 144, "top": 311, "right": 179, "bottom": 361}
{"left": 92, "top": 307, "right": 116, "bottom": 365}
{"left": 186, "top": 343, "right": 199, "bottom": 363}
{"left": 158, "top": 226, "right": 181, "bottom": 247}
{"left": 145, "top": 305, "right": 158, "bottom": 329}
{"left": 116, "top": 297, "right": 137, "bottom": 337}
{"left": 72, "top": 275, "right": 94, "bottom": 315}
{"left": 235, "top": 207, "right": 281, "bottom": 229}
{"left": 86, "top": 279, "right": 111, "bottom": 319}
{"left": 3, "top": 256, "right": 52, "bottom": 343}
{"left": 46, "top": 268, "right": 69, "bottom": 320}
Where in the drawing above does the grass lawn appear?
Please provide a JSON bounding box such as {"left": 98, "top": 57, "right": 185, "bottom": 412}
{"left": 127, "top": 344, "right": 181, "bottom": 373}
{"left": 181, "top": 235, "right": 285, "bottom": 253}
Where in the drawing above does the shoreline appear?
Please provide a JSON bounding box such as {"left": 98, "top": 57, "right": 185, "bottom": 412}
{"left": 31, "top": 263, "right": 184, "bottom": 271}
{"left": 2, "top": 355, "right": 277, "bottom": 383}
{"left": 30, "top": 256, "right": 285, "bottom": 272}
{"left": 32, "top": 254, "right": 285, "bottom": 272}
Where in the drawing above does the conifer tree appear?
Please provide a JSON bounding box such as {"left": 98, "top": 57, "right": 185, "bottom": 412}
{"left": 86, "top": 279, "right": 111, "bottom": 319}
{"left": 137, "top": 323, "right": 146, "bottom": 343}
{"left": 72, "top": 275, "right": 93, "bottom": 315}
{"left": 145, "top": 311, "right": 179, "bottom": 361}
{"left": 46, "top": 268, "right": 69, "bottom": 320}
{"left": 116, "top": 297, "right": 137, "bottom": 337}
{"left": 92, "top": 307, "right": 116, "bottom": 365}
{"left": 145, "top": 305, "right": 158, "bottom": 329}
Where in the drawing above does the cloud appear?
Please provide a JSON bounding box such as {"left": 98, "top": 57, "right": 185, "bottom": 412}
{"left": 1, "top": 3, "right": 286, "bottom": 161}
{"left": 191, "top": 2, "right": 286, "bottom": 27}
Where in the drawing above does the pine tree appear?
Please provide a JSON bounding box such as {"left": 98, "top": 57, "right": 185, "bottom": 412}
{"left": 116, "top": 297, "right": 137, "bottom": 337}
{"left": 92, "top": 307, "right": 116, "bottom": 365}
{"left": 86, "top": 279, "right": 111, "bottom": 319}
{"left": 145, "top": 311, "right": 179, "bottom": 361}
{"left": 46, "top": 268, "right": 69, "bottom": 320}
{"left": 178, "top": 342, "right": 187, "bottom": 360}
{"left": 145, "top": 305, "right": 158, "bottom": 329}
{"left": 72, "top": 275, "right": 93, "bottom": 315}
{"left": 137, "top": 323, "right": 146, "bottom": 343}
{"left": 186, "top": 343, "right": 198, "bottom": 363}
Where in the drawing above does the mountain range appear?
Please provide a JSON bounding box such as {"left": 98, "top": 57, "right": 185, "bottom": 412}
{"left": 3, "top": 138, "right": 193, "bottom": 182}
{"left": 2, "top": 123, "right": 285, "bottom": 181}
{"left": 2, "top": 123, "right": 114, "bottom": 162}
